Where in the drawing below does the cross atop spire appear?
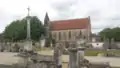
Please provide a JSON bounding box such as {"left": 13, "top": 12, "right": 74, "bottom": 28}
{"left": 26, "top": 6, "right": 31, "bottom": 40}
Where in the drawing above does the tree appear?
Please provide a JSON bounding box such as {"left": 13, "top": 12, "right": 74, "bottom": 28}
{"left": 0, "top": 33, "right": 4, "bottom": 41}
{"left": 99, "top": 28, "right": 111, "bottom": 41}
{"left": 99, "top": 27, "right": 120, "bottom": 41}
{"left": 3, "top": 16, "right": 44, "bottom": 41}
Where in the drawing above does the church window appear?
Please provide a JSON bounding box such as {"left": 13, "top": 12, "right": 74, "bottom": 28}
{"left": 59, "top": 32, "right": 61, "bottom": 40}
{"left": 63, "top": 32, "right": 66, "bottom": 40}
{"left": 74, "top": 32, "right": 77, "bottom": 38}
{"left": 53, "top": 33, "right": 56, "bottom": 40}
{"left": 79, "top": 31, "right": 82, "bottom": 36}
{"left": 69, "top": 31, "right": 71, "bottom": 39}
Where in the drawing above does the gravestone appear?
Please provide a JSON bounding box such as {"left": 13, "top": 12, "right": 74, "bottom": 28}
{"left": 30, "top": 54, "right": 54, "bottom": 68}
{"left": 103, "top": 38, "right": 109, "bottom": 50}
{"left": 110, "top": 38, "right": 117, "bottom": 49}
{"left": 39, "top": 35, "right": 46, "bottom": 48}
{"left": 24, "top": 40, "right": 33, "bottom": 52}
{"left": 77, "top": 47, "right": 85, "bottom": 68}
{"left": 51, "top": 38, "right": 56, "bottom": 48}
{"left": 40, "top": 39, "right": 46, "bottom": 48}
{"left": 68, "top": 48, "right": 77, "bottom": 68}
{"left": 68, "top": 42, "right": 78, "bottom": 68}
{"left": 54, "top": 43, "right": 63, "bottom": 68}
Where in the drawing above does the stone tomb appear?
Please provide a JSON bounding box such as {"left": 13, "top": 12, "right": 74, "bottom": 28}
{"left": 30, "top": 54, "right": 55, "bottom": 68}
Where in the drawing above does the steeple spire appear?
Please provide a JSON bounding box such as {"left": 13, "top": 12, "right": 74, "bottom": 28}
{"left": 44, "top": 12, "right": 50, "bottom": 26}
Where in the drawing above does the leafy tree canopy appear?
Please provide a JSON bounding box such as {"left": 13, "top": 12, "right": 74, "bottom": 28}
{"left": 99, "top": 27, "right": 120, "bottom": 41}
{"left": 3, "top": 16, "right": 44, "bottom": 41}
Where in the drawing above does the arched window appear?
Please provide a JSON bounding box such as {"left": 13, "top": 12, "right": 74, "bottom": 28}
{"left": 78, "top": 30, "right": 82, "bottom": 38}
{"left": 59, "top": 32, "right": 61, "bottom": 40}
{"left": 79, "top": 31, "right": 82, "bottom": 36}
{"left": 63, "top": 32, "right": 66, "bottom": 40}
{"left": 69, "top": 31, "right": 71, "bottom": 39}
{"left": 74, "top": 32, "right": 77, "bottom": 38}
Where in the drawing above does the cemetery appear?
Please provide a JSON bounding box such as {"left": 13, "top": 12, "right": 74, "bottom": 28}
{"left": 0, "top": 8, "right": 120, "bottom": 68}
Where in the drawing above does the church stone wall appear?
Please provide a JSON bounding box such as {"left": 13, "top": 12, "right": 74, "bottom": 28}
{"left": 51, "top": 28, "right": 90, "bottom": 42}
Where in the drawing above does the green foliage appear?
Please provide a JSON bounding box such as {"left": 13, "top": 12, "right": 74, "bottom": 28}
{"left": 4, "top": 16, "right": 44, "bottom": 41}
{"left": 0, "top": 33, "right": 4, "bottom": 40}
{"left": 99, "top": 27, "right": 120, "bottom": 41}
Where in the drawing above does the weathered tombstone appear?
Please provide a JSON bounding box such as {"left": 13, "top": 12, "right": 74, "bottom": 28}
{"left": 103, "top": 38, "right": 109, "bottom": 50}
{"left": 77, "top": 47, "right": 88, "bottom": 68}
{"left": 68, "top": 48, "right": 77, "bottom": 68}
{"left": 24, "top": 40, "right": 33, "bottom": 52}
{"left": 40, "top": 38, "right": 46, "bottom": 48}
{"left": 54, "top": 43, "right": 63, "bottom": 68}
{"left": 13, "top": 43, "right": 20, "bottom": 52}
{"left": 110, "top": 38, "right": 117, "bottom": 49}
{"left": 51, "top": 38, "right": 56, "bottom": 48}
{"left": 68, "top": 42, "right": 77, "bottom": 68}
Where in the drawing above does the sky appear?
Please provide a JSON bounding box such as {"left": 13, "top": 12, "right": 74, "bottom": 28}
{"left": 0, "top": 0, "right": 120, "bottom": 34}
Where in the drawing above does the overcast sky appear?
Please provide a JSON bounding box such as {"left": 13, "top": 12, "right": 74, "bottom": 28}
{"left": 0, "top": 0, "right": 120, "bottom": 34}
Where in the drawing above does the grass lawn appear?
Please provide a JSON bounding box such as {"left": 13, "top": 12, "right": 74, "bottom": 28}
{"left": 85, "top": 49, "right": 120, "bottom": 56}
{"left": 35, "top": 47, "right": 120, "bottom": 56}
{"left": 35, "top": 47, "right": 52, "bottom": 51}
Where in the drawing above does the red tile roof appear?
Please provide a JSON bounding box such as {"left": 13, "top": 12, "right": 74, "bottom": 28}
{"left": 51, "top": 18, "right": 89, "bottom": 30}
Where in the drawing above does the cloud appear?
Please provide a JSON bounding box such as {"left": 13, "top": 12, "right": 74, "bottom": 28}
{"left": 49, "top": 0, "right": 78, "bottom": 20}
{"left": 0, "top": 0, "right": 120, "bottom": 34}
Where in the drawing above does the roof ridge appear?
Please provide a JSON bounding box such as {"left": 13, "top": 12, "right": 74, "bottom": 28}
{"left": 51, "top": 17, "right": 88, "bottom": 22}
{"left": 51, "top": 17, "right": 89, "bottom": 30}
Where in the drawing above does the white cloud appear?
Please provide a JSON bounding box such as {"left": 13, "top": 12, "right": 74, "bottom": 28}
{"left": 0, "top": 0, "right": 119, "bottom": 33}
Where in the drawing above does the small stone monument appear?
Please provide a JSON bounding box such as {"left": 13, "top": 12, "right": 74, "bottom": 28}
{"left": 17, "top": 7, "right": 34, "bottom": 68}
{"left": 40, "top": 35, "right": 45, "bottom": 48}
{"left": 54, "top": 43, "right": 63, "bottom": 68}
{"left": 23, "top": 7, "right": 33, "bottom": 52}
{"left": 68, "top": 42, "right": 78, "bottom": 68}
{"left": 110, "top": 38, "right": 117, "bottom": 49}
{"left": 103, "top": 38, "right": 109, "bottom": 50}
{"left": 77, "top": 47, "right": 87, "bottom": 68}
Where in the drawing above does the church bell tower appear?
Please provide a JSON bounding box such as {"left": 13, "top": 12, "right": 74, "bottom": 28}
{"left": 44, "top": 12, "right": 51, "bottom": 47}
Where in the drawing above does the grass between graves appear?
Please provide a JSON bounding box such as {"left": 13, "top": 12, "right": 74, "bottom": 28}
{"left": 35, "top": 47, "right": 120, "bottom": 56}
{"left": 35, "top": 47, "right": 52, "bottom": 51}
{"left": 85, "top": 49, "right": 120, "bottom": 56}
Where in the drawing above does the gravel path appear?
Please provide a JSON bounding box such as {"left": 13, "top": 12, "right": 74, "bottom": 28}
{"left": 0, "top": 52, "right": 120, "bottom": 67}
{"left": 38, "top": 51, "right": 120, "bottom": 67}
{"left": 62, "top": 55, "right": 120, "bottom": 67}
{"left": 0, "top": 52, "right": 21, "bottom": 65}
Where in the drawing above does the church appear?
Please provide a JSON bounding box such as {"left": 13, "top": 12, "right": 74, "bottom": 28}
{"left": 44, "top": 13, "right": 91, "bottom": 43}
